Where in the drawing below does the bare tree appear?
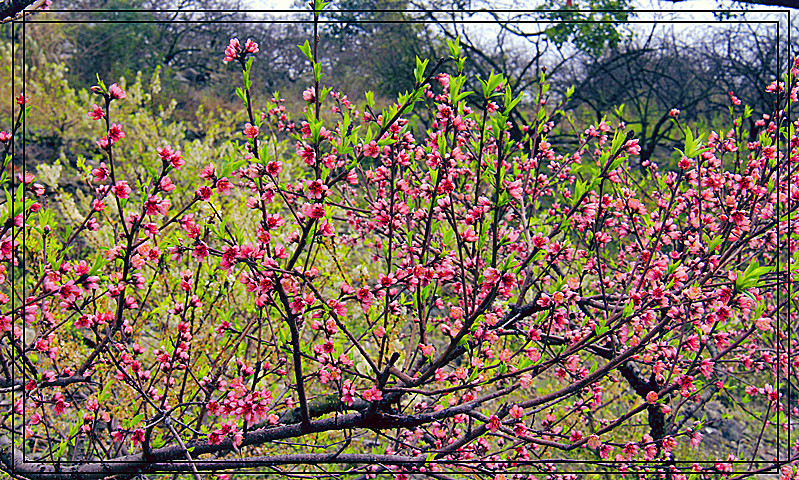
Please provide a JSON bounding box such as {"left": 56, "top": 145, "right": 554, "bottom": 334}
{"left": 551, "top": 30, "right": 722, "bottom": 167}
{"left": 698, "top": 20, "right": 794, "bottom": 138}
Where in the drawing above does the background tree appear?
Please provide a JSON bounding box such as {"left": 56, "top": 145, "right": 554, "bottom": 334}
{"left": 550, "top": 31, "right": 722, "bottom": 168}
{"left": 698, "top": 21, "right": 795, "bottom": 139}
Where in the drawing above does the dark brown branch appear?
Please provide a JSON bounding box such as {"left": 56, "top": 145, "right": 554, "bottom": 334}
{"left": 0, "top": 448, "right": 429, "bottom": 480}
{"left": 0, "top": 0, "right": 43, "bottom": 22}
{"left": 0, "top": 374, "right": 93, "bottom": 392}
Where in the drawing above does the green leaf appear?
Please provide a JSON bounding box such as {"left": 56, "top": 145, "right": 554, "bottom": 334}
{"left": 126, "top": 413, "right": 145, "bottom": 429}
{"left": 623, "top": 300, "right": 634, "bottom": 318}
{"left": 573, "top": 180, "right": 586, "bottom": 204}
{"left": 446, "top": 37, "right": 461, "bottom": 59}
{"left": 442, "top": 226, "right": 454, "bottom": 247}
{"left": 479, "top": 70, "right": 504, "bottom": 99}
{"left": 667, "top": 259, "right": 683, "bottom": 277}
{"left": 94, "top": 74, "right": 107, "bottom": 94}
{"left": 609, "top": 128, "right": 626, "bottom": 159}
{"left": 707, "top": 236, "right": 724, "bottom": 252}
{"left": 313, "top": 62, "right": 323, "bottom": 82}
{"left": 365, "top": 91, "right": 374, "bottom": 110}
{"left": 413, "top": 56, "right": 429, "bottom": 85}
{"left": 735, "top": 260, "right": 773, "bottom": 292}
{"left": 242, "top": 67, "right": 251, "bottom": 91}
{"left": 596, "top": 325, "right": 609, "bottom": 336}
{"left": 450, "top": 76, "right": 464, "bottom": 104}
{"left": 608, "top": 154, "right": 625, "bottom": 172}
{"left": 68, "top": 421, "right": 81, "bottom": 439}
{"left": 684, "top": 126, "right": 695, "bottom": 151}
{"left": 502, "top": 86, "right": 525, "bottom": 115}
{"left": 501, "top": 250, "right": 517, "bottom": 271}
{"left": 682, "top": 126, "right": 708, "bottom": 157}
{"left": 98, "top": 381, "right": 112, "bottom": 402}
{"left": 497, "top": 362, "right": 508, "bottom": 375}
{"left": 55, "top": 439, "right": 68, "bottom": 460}
{"left": 235, "top": 87, "right": 247, "bottom": 106}
{"left": 278, "top": 323, "right": 290, "bottom": 345}
{"left": 87, "top": 254, "right": 107, "bottom": 276}
{"left": 313, "top": 0, "right": 330, "bottom": 12}
{"left": 298, "top": 40, "right": 313, "bottom": 62}
{"left": 752, "top": 298, "right": 766, "bottom": 320}
{"left": 537, "top": 107, "right": 546, "bottom": 121}
{"left": 437, "top": 131, "right": 447, "bottom": 154}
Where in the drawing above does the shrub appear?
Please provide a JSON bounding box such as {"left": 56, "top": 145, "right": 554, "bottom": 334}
{"left": 0, "top": 3, "right": 796, "bottom": 478}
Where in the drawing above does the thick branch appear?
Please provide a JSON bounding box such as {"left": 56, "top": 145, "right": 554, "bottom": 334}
{"left": 0, "top": 374, "right": 93, "bottom": 392}
{"left": 0, "top": 0, "right": 42, "bottom": 23}
{"left": 0, "top": 447, "right": 428, "bottom": 480}
{"left": 1, "top": 389, "right": 504, "bottom": 480}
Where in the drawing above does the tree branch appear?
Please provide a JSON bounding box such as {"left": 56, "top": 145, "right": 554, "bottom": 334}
{"left": 0, "top": 0, "right": 44, "bottom": 23}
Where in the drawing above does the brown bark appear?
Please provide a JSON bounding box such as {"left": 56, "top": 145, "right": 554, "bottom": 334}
{"left": 0, "top": 0, "right": 43, "bottom": 23}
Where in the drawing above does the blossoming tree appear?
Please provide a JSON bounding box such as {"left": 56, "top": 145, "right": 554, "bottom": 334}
{"left": 0, "top": 2, "right": 796, "bottom": 479}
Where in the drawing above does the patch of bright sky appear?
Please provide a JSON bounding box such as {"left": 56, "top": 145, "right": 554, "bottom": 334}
{"left": 249, "top": 0, "right": 295, "bottom": 9}
{"left": 245, "top": 0, "right": 789, "bottom": 47}
{"left": 243, "top": 0, "right": 790, "bottom": 78}
{"left": 246, "top": 0, "right": 789, "bottom": 21}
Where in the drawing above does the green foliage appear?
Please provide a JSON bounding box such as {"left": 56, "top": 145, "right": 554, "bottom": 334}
{"left": 59, "top": 0, "right": 160, "bottom": 87}
{"left": 538, "top": 0, "right": 633, "bottom": 56}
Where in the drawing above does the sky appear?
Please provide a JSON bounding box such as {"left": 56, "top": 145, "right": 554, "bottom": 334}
{"left": 242, "top": 0, "right": 790, "bottom": 44}
{"left": 239, "top": 0, "right": 790, "bottom": 69}
{"left": 245, "top": 0, "right": 790, "bottom": 20}
{"left": 251, "top": 0, "right": 293, "bottom": 7}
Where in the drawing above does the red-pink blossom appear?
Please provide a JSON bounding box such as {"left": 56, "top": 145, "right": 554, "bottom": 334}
{"left": 107, "top": 123, "right": 125, "bottom": 144}
{"left": 244, "top": 38, "right": 259, "bottom": 54}
{"left": 224, "top": 38, "right": 241, "bottom": 62}
{"left": 363, "top": 141, "right": 380, "bottom": 158}
{"left": 362, "top": 386, "right": 383, "bottom": 402}
{"left": 113, "top": 181, "right": 131, "bottom": 199}
{"left": 300, "top": 202, "right": 326, "bottom": 219}
{"left": 157, "top": 145, "right": 184, "bottom": 170}
{"left": 88, "top": 104, "right": 105, "bottom": 120}
{"left": 487, "top": 415, "right": 502, "bottom": 433}
{"left": 108, "top": 84, "right": 126, "bottom": 100}
{"left": 196, "top": 186, "right": 212, "bottom": 201}
{"left": 159, "top": 176, "right": 176, "bottom": 192}
{"left": 302, "top": 87, "right": 316, "bottom": 102}
{"left": 243, "top": 123, "right": 259, "bottom": 138}
{"left": 216, "top": 177, "right": 232, "bottom": 195}
{"left": 624, "top": 138, "right": 641, "bottom": 155}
